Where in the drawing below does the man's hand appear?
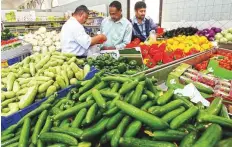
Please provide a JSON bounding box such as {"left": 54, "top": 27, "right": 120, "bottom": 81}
{"left": 98, "top": 34, "right": 107, "bottom": 43}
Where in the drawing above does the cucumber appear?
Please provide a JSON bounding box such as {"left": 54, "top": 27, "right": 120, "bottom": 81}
{"left": 79, "top": 76, "right": 99, "bottom": 94}
{"left": 86, "top": 103, "right": 98, "bottom": 124}
{"left": 149, "top": 99, "right": 184, "bottom": 116}
{"left": 80, "top": 117, "right": 109, "bottom": 141}
{"left": 1, "top": 136, "right": 20, "bottom": 147}
{"left": 53, "top": 100, "right": 94, "bottom": 120}
{"left": 216, "top": 137, "right": 232, "bottom": 147}
{"left": 78, "top": 142, "right": 92, "bottom": 147}
{"left": 124, "top": 90, "right": 134, "bottom": 102}
{"left": 161, "top": 106, "right": 186, "bottom": 123}
{"left": 140, "top": 100, "right": 156, "bottom": 111}
{"left": 119, "top": 137, "right": 176, "bottom": 147}
{"left": 147, "top": 130, "right": 186, "bottom": 141}
{"left": 40, "top": 116, "right": 52, "bottom": 134}
{"left": 106, "top": 112, "right": 125, "bottom": 130}
{"left": 51, "top": 127, "right": 83, "bottom": 139}
{"left": 220, "top": 104, "right": 230, "bottom": 119}
{"left": 5, "top": 142, "right": 19, "bottom": 147}
{"left": 145, "top": 78, "right": 157, "bottom": 94}
{"left": 144, "top": 90, "right": 156, "bottom": 101}
{"left": 170, "top": 106, "right": 198, "bottom": 129}
{"left": 1, "top": 133, "right": 15, "bottom": 142}
{"left": 92, "top": 89, "right": 106, "bottom": 109}
{"left": 47, "top": 143, "right": 66, "bottom": 147}
{"left": 173, "top": 94, "right": 194, "bottom": 108}
{"left": 118, "top": 81, "right": 139, "bottom": 95}
{"left": 197, "top": 111, "right": 232, "bottom": 128}
{"left": 111, "top": 116, "right": 131, "bottom": 147}
{"left": 124, "top": 120, "right": 142, "bottom": 137}
{"left": 103, "top": 107, "right": 120, "bottom": 116}
{"left": 157, "top": 88, "right": 174, "bottom": 105}
{"left": 19, "top": 117, "right": 31, "bottom": 147}
{"left": 111, "top": 82, "right": 120, "bottom": 92}
{"left": 79, "top": 81, "right": 108, "bottom": 101}
{"left": 180, "top": 131, "right": 198, "bottom": 147}
{"left": 32, "top": 110, "right": 48, "bottom": 144}
{"left": 59, "top": 119, "right": 70, "bottom": 128}
{"left": 130, "top": 81, "right": 145, "bottom": 106}
{"left": 39, "top": 132, "right": 78, "bottom": 145}
{"left": 17, "top": 104, "right": 51, "bottom": 126}
{"left": 102, "top": 76, "right": 132, "bottom": 83}
{"left": 193, "top": 81, "right": 214, "bottom": 94}
{"left": 100, "top": 90, "right": 119, "bottom": 99}
{"left": 72, "top": 108, "right": 87, "bottom": 128}
{"left": 206, "top": 97, "right": 223, "bottom": 115}
{"left": 193, "top": 124, "right": 222, "bottom": 147}
{"left": 100, "top": 129, "right": 115, "bottom": 144}
{"left": 115, "top": 100, "right": 168, "bottom": 130}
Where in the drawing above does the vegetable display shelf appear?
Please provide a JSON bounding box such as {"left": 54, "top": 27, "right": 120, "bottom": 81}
{"left": 1, "top": 43, "right": 32, "bottom": 68}
{"left": 1, "top": 66, "right": 98, "bottom": 131}
{"left": 133, "top": 48, "right": 215, "bottom": 76}
{"left": 145, "top": 48, "right": 228, "bottom": 82}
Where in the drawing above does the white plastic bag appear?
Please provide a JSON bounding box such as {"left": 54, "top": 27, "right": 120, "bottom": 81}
{"left": 87, "top": 45, "right": 101, "bottom": 58}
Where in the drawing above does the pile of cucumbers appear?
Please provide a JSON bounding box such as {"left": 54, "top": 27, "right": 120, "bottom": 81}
{"left": 1, "top": 72, "right": 232, "bottom": 147}
{"left": 1, "top": 51, "right": 90, "bottom": 116}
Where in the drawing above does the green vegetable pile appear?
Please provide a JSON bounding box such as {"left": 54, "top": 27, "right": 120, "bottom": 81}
{"left": 1, "top": 51, "right": 90, "bottom": 116}
{"left": 86, "top": 54, "right": 147, "bottom": 75}
{"left": 2, "top": 73, "right": 232, "bottom": 147}
{"left": 1, "top": 29, "right": 15, "bottom": 41}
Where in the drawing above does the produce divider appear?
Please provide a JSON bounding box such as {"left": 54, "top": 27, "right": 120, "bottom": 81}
{"left": 219, "top": 43, "right": 232, "bottom": 50}
{"left": 1, "top": 66, "right": 98, "bottom": 131}
{"left": 1, "top": 43, "right": 32, "bottom": 68}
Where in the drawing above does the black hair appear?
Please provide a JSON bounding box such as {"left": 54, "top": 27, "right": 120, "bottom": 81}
{"left": 73, "top": 5, "right": 89, "bottom": 15}
{"left": 135, "top": 1, "right": 146, "bottom": 10}
{"left": 109, "top": 1, "right": 122, "bottom": 11}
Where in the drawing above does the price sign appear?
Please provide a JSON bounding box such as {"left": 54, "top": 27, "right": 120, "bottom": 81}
{"left": 1, "top": 60, "right": 9, "bottom": 68}
{"left": 100, "top": 50, "right": 120, "bottom": 59}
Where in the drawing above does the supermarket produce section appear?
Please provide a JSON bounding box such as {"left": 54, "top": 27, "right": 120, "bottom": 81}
{"left": 1, "top": 20, "right": 232, "bottom": 147}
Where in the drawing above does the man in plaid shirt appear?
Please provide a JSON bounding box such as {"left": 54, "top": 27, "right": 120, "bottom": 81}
{"left": 131, "top": 1, "right": 158, "bottom": 42}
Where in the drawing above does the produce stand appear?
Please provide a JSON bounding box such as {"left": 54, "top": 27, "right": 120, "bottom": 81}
{"left": 1, "top": 43, "right": 32, "bottom": 68}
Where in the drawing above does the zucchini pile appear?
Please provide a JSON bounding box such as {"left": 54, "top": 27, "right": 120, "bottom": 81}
{"left": 1, "top": 73, "right": 232, "bottom": 147}
{"left": 1, "top": 51, "right": 90, "bottom": 116}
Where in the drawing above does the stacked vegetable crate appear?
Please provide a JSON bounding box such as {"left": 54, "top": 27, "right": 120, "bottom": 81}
{"left": 1, "top": 71, "right": 231, "bottom": 147}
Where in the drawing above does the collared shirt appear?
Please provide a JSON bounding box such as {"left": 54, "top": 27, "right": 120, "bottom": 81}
{"left": 61, "top": 17, "right": 91, "bottom": 56}
{"left": 132, "top": 16, "right": 157, "bottom": 39}
{"left": 101, "top": 16, "right": 132, "bottom": 49}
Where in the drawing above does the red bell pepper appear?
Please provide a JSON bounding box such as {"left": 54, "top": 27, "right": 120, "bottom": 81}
{"left": 158, "top": 43, "right": 166, "bottom": 52}
{"left": 146, "top": 58, "right": 156, "bottom": 68}
{"left": 163, "top": 52, "right": 173, "bottom": 64}
{"left": 173, "top": 49, "right": 184, "bottom": 60}
{"left": 152, "top": 52, "right": 163, "bottom": 62}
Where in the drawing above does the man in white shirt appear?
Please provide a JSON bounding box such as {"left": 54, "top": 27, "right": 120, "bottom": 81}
{"left": 101, "top": 1, "right": 132, "bottom": 50}
{"left": 61, "top": 5, "right": 107, "bottom": 56}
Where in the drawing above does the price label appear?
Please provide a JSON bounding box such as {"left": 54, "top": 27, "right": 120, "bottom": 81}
{"left": 1, "top": 60, "right": 9, "bottom": 68}
{"left": 100, "top": 50, "right": 120, "bottom": 59}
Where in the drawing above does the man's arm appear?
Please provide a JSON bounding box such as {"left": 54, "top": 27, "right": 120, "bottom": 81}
{"left": 90, "top": 34, "right": 107, "bottom": 46}
{"left": 149, "top": 18, "right": 158, "bottom": 30}
{"left": 115, "top": 24, "right": 133, "bottom": 49}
